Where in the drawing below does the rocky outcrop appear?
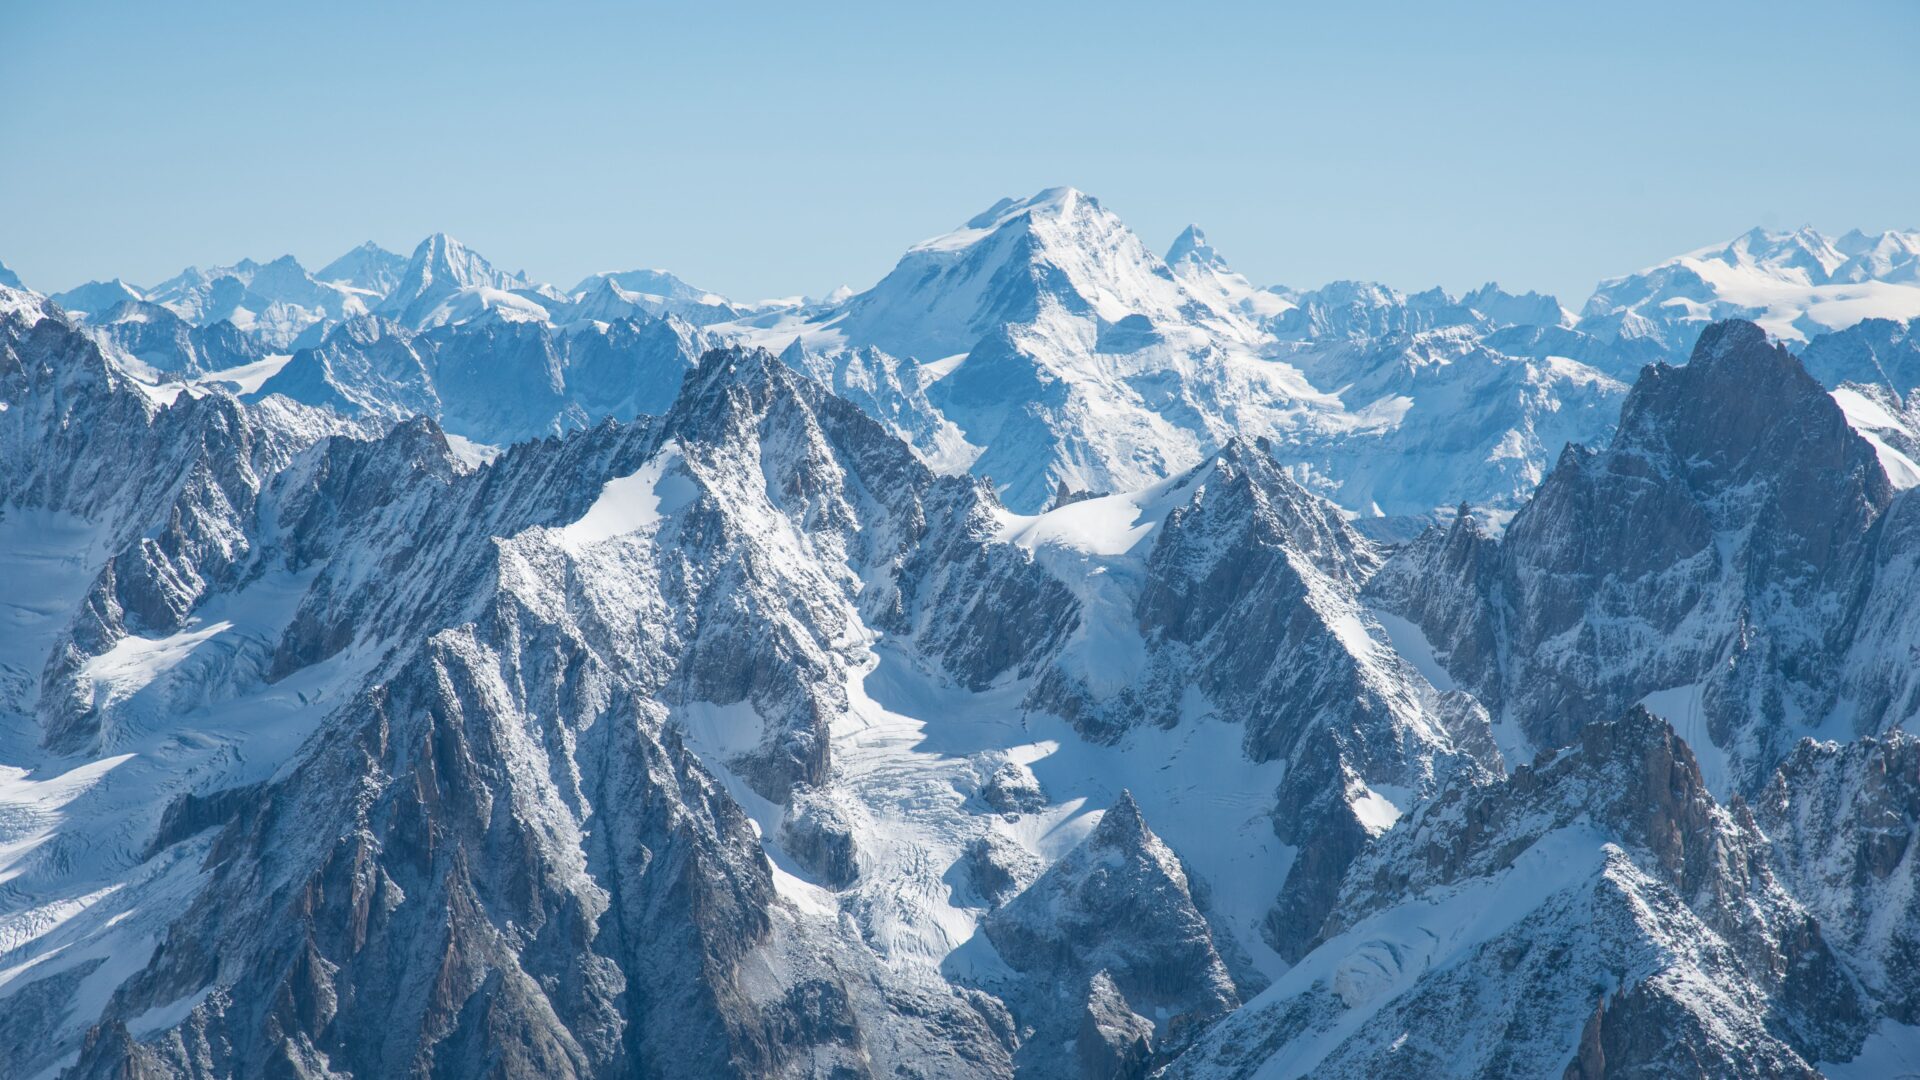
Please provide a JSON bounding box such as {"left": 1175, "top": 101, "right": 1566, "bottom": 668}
{"left": 983, "top": 792, "right": 1240, "bottom": 1075}
{"left": 1757, "top": 732, "right": 1920, "bottom": 1024}
{"left": 1169, "top": 709, "right": 1866, "bottom": 1078}
{"left": 1372, "top": 320, "right": 1897, "bottom": 791}
{"left": 0, "top": 307, "right": 356, "bottom": 750}
{"left": 1076, "top": 970, "right": 1154, "bottom": 1080}
{"left": 1010, "top": 438, "right": 1501, "bottom": 959}
{"left": 35, "top": 347, "right": 1027, "bottom": 1079}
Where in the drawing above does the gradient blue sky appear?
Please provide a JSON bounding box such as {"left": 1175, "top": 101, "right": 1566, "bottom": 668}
{"left": 4, "top": 1, "right": 1916, "bottom": 306}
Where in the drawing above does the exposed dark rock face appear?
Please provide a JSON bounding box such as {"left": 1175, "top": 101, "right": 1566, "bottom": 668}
{"left": 782, "top": 786, "right": 860, "bottom": 888}
{"left": 1757, "top": 732, "right": 1920, "bottom": 1025}
{"left": 1170, "top": 709, "right": 1867, "bottom": 1078}
{"left": 1371, "top": 319, "right": 1898, "bottom": 791}
{"left": 88, "top": 299, "right": 272, "bottom": 376}
{"left": 0, "top": 308, "right": 358, "bottom": 750}
{"left": 898, "top": 433, "right": 1502, "bottom": 967}
{"left": 1562, "top": 980, "right": 1821, "bottom": 1080}
{"left": 1076, "top": 970, "right": 1154, "bottom": 1080}
{"left": 961, "top": 834, "right": 1042, "bottom": 908}
{"left": 982, "top": 792, "right": 1240, "bottom": 1076}
{"left": 15, "top": 294, "right": 1920, "bottom": 1080}
{"left": 974, "top": 757, "right": 1046, "bottom": 817}
{"left": 34, "top": 346, "right": 1026, "bottom": 1080}
{"left": 1019, "top": 439, "right": 1500, "bottom": 960}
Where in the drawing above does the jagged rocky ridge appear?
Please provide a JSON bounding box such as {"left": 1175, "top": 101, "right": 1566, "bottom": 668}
{"left": 1371, "top": 320, "right": 1917, "bottom": 795}
{"left": 35, "top": 201, "right": 1920, "bottom": 536}
{"left": 7, "top": 204, "right": 1920, "bottom": 1080}
{"left": 1172, "top": 707, "right": 1865, "bottom": 1078}
{"left": 2, "top": 292, "right": 1484, "bottom": 1078}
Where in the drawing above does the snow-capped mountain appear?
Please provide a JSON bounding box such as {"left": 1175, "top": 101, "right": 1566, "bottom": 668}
{"left": 48, "top": 277, "right": 147, "bottom": 320}
{"left": 138, "top": 254, "right": 373, "bottom": 347}
{"left": 1370, "top": 320, "right": 1905, "bottom": 793}
{"left": 1580, "top": 226, "right": 1920, "bottom": 357}
{"left": 1269, "top": 279, "right": 1570, "bottom": 342}
{"left": 748, "top": 187, "right": 1633, "bottom": 520}
{"left": 11, "top": 188, "right": 1920, "bottom": 1080}
{"left": 1802, "top": 318, "right": 1920, "bottom": 486}
{"left": 315, "top": 241, "right": 409, "bottom": 296}
{"left": 569, "top": 268, "right": 744, "bottom": 326}
{"left": 375, "top": 232, "right": 549, "bottom": 329}
{"left": 31, "top": 201, "right": 1916, "bottom": 532}
{"left": 253, "top": 311, "right": 709, "bottom": 445}
{"left": 822, "top": 186, "right": 1259, "bottom": 361}
{"left": 1174, "top": 707, "right": 1864, "bottom": 1078}
{"left": 85, "top": 299, "right": 274, "bottom": 377}
{"left": 0, "top": 294, "right": 1475, "bottom": 1077}
{"left": 1163, "top": 224, "right": 1296, "bottom": 322}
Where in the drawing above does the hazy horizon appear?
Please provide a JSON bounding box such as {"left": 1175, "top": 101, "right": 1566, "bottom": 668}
{"left": 5, "top": 0, "right": 1916, "bottom": 304}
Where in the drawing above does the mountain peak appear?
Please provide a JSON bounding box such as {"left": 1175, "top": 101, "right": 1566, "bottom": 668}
{"left": 668, "top": 344, "right": 790, "bottom": 415}
{"left": 412, "top": 231, "right": 468, "bottom": 265}
{"left": 1607, "top": 319, "right": 1890, "bottom": 515}
{"left": 47, "top": 278, "right": 147, "bottom": 319}
{"left": 317, "top": 241, "right": 407, "bottom": 296}
{"left": 918, "top": 185, "right": 1100, "bottom": 254}
{"left": 1091, "top": 789, "right": 1150, "bottom": 847}
{"left": 840, "top": 184, "right": 1229, "bottom": 366}
{"left": 1688, "top": 317, "right": 1773, "bottom": 367}
{"left": 1165, "top": 224, "right": 1224, "bottom": 269}
{"left": 375, "top": 233, "right": 528, "bottom": 326}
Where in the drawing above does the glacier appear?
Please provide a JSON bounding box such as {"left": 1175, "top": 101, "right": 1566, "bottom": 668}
{"left": 5, "top": 191, "right": 1920, "bottom": 1078}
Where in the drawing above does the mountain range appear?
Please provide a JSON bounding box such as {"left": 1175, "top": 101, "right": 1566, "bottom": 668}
{"left": 5, "top": 189, "right": 1920, "bottom": 1078}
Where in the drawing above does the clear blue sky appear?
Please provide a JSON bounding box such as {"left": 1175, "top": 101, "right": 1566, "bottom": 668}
{"left": 4, "top": 1, "right": 1916, "bottom": 306}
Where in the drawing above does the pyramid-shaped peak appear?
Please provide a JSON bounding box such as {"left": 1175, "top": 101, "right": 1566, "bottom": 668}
{"left": 1166, "top": 224, "right": 1224, "bottom": 268}
{"left": 669, "top": 345, "right": 792, "bottom": 411}
{"left": 1090, "top": 789, "right": 1152, "bottom": 848}
{"left": 408, "top": 232, "right": 505, "bottom": 276}
{"left": 413, "top": 232, "right": 473, "bottom": 264}
{"left": 317, "top": 241, "right": 408, "bottom": 294}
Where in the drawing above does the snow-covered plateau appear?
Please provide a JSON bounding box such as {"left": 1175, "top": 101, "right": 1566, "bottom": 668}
{"left": 6, "top": 193, "right": 1920, "bottom": 1078}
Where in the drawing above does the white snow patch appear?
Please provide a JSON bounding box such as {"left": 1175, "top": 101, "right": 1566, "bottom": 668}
{"left": 195, "top": 354, "right": 292, "bottom": 395}
{"left": 683, "top": 637, "right": 1296, "bottom": 985}
{"left": 554, "top": 447, "right": 696, "bottom": 550}
{"left": 1372, "top": 612, "right": 1456, "bottom": 692}
{"left": 1858, "top": 431, "right": 1920, "bottom": 490}
{"left": 996, "top": 465, "right": 1208, "bottom": 557}
{"left": 1639, "top": 682, "right": 1730, "bottom": 796}
{"left": 1347, "top": 783, "right": 1403, "bottom": 836}
{"left": 1833, "top": 386, "right": 1910, "bottom": 432}
{"left": 443, "top": 432, "right": 501, "bottom": 469}
{"left": 1676, "top": 257, "right": 1920, "bottom": 342}
{"left": 1833, "top": 387, "right": 1920, "bottom": 489}
{"left": 1824, "top": 1018, "right": 1920, "bottom": 1079}
{"left": 78, "top": 621, "right": 234, "bottom": 714}
{"left": 0, "top": 556, "right": 368, "bottom": 1045}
